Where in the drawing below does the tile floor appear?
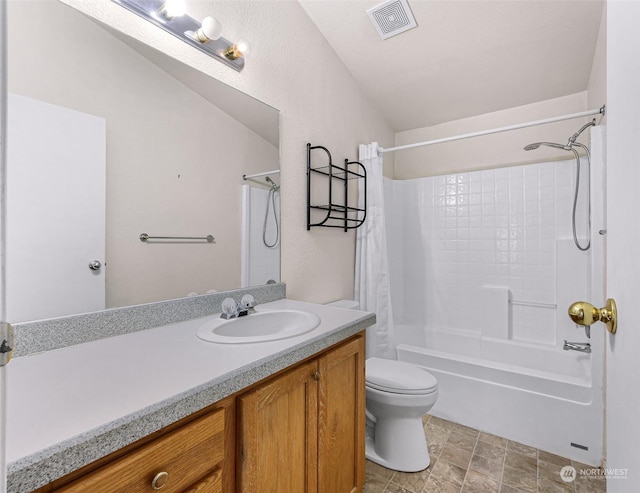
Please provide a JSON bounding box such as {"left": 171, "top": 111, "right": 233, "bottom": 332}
{"left": 364, "top": 415, "right": 606, "bottom": 493}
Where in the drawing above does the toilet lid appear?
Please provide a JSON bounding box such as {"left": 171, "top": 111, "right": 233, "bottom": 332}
{"left": 366, "top": 357, "right": 438, "bottom": 395}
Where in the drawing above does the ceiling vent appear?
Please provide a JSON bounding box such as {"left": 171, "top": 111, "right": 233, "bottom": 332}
{"left": 367, "top": 0, "right": 417, "bottom": 40}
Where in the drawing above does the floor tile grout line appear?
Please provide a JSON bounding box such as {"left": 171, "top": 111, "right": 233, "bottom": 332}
{"left": 459, "top": 432, "right": 479, "bottom": 492}
{"left": 498, "top": 438, "right": 508, "bottom": 492}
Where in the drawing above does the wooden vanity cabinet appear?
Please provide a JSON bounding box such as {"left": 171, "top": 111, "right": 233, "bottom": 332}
{"left": 31, "top": 333, "right": 365, "bottom": 493}
{"left": 237, "top": 334, "right": 365, "bottom": 493}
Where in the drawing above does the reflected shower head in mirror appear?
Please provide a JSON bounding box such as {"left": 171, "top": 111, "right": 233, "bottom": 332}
{"left": 265, "top": 176, "right": 280, "bottom": 191}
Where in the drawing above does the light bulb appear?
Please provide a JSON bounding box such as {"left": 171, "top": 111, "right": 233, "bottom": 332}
{"left": 195, "top": 16, "right": 222, "bottom": 42}
{"left": 235, "top": 38, "right": 251, "bottom": 55}
{"left": 223, "top": 38, "right": 251, "bottom": 60}
{"left": 158, "top": 0, "right": 186, "bottom": 20}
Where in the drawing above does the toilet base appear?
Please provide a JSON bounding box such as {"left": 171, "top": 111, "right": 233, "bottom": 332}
{"left": 365, "top": 417, "right": 431, "bottom": 472}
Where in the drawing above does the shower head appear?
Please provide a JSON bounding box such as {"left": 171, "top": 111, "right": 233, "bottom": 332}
{"left": 568, "top": 119, "right": 596, "bottom": 144}
{"left": 265, "top": 176, "right": 280, "bottom": 191}
{"left": 523, "top": 141, "right": 570, "bottom": 151}
{"left": 525, "top": 119, "right": 597, "bottom": 153}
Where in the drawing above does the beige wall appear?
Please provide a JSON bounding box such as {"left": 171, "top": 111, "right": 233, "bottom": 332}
{"left": 8, "top": 0, "right": 279, "bottom": 308}
{"left": 393, "top": 92, "right": 600, "bottom": 179}
{"left": 60, "top": 0, "right": 395, "bottom": 304}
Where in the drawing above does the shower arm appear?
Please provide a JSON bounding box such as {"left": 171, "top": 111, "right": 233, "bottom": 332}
{"left": 569, "top": 119, "right": 596, "bottom": 144}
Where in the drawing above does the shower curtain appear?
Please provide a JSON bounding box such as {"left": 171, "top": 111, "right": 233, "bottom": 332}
{"left": 355, "top": 142, "right": 395, "bottom": 359}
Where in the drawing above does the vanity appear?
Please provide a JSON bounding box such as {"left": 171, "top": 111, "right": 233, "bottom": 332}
{"left": 7, "top": 294, "right": 374, "bottom": 492}
{"left": 4, "top": 3, "right": 374, "bottom": 491}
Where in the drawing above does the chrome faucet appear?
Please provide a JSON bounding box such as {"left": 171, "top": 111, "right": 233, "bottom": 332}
{"left": 563, "top": 340, "right": 591, "bottom": 353}
{"left": 220, "top": 294, "right": 257, "bottom": 319}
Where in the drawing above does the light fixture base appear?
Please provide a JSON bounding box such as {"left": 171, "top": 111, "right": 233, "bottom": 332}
{"left": 112, "top": 0, "right": 245, "bottom": 72}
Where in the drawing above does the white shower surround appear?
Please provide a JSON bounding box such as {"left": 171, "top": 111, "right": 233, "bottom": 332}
{"left": 384, "top": 151, "right": 604, "bottom": 465}
{"left": 241, "top": 185, "right": 281, "bottom": 288}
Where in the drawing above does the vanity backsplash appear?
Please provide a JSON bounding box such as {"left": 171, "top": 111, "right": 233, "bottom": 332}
{"left": 12, "top": 283, "right": 286, "bottom": 357}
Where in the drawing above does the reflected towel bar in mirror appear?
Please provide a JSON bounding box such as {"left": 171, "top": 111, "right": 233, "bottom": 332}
{"left": 140, "top": 233, "right": 215, "bottom": 243}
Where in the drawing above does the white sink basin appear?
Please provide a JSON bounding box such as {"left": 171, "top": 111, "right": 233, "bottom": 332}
{"left": 196, "top": 309, "right": 321, "bottom": 344}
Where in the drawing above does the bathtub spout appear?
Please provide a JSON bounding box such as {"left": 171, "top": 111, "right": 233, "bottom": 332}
{"left": 563, "top": 340, "right": 591, "bottom": 353}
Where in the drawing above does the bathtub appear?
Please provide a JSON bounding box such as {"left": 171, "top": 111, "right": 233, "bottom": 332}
{"left": 396, "top": 325, "right": 604, "bottom": 466}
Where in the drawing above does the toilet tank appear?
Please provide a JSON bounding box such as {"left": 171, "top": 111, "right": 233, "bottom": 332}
{"left": 326, "top": 300, "right": 360, "bottom": 310}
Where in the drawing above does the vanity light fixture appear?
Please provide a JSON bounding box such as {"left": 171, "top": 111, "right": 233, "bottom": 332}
{"left": 112, "top": 0, "right": 248, "bottom": 72}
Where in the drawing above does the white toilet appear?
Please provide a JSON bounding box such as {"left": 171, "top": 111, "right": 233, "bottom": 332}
{"left": 365, "top": 357, "right": 438, "bottom": 471}
{"left": 326, "top": 300, "right": 439, "bottom": 472}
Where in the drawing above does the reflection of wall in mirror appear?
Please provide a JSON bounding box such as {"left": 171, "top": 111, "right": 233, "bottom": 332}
{"left": 7, "top": 0, "right": 279, "bottom": 311}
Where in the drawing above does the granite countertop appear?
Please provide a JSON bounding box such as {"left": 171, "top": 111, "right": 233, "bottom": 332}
{"left": 6, "top": 299, "right": 375, "bottom": 492}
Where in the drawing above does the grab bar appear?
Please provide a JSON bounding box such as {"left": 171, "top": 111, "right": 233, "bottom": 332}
{"left": 509, "top": 299, "right": 557, "bottom": 309}
{"left": 140, "top": 233, "right": 214, "bottom": 243}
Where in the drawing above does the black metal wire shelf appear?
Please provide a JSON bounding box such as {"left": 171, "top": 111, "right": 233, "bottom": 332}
{"left": 306, "top": 143, "right": 367, "bottom": 231}
{"left": 309, "top": 204, "right": 365, "bottom": 213}
{"left": 309, "top": 165, "right": 366, "bottom": 180}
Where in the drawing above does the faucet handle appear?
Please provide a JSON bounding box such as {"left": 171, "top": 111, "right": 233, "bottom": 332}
{"left": 240, "top": 294, "right": 256, "bottom": 310}
{"left": 221, "top": 297, "right": 238, "bottom": 319}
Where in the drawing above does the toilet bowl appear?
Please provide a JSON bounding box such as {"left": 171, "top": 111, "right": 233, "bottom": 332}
{"left": 365, "top": 357, "right": 438, "bottom": 472}
{"left": 325, "top": 300, "right": 439, "bottom": 472}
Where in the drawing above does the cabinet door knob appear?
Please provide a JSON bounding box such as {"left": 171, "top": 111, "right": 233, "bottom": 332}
{"left": 151, "top": 471, "right": 169, "bottom": 490}
{"left": 313, "top": 371, "right": 320, "bottom": 381}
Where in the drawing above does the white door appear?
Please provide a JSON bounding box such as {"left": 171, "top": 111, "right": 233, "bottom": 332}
{"left": 606, "top": 3, "right": 640, "bottom": 490}
{"left": 6, "top": 93, "right": 106, "bottom": 322}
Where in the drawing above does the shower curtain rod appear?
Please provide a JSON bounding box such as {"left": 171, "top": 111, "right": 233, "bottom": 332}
{"left": 243, "top": 169, "right": 280, "bottom": 180}
{"left": 379, "top": 105, "right": 605, "bottom": 154}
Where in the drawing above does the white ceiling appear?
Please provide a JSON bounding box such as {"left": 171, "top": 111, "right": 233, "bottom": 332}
{"left": 300, "top": 0, "right": 605, "bottom": 132}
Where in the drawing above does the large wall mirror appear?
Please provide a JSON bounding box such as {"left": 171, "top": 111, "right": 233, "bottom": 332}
{"left": 6, "top": 0, "right": 280, "bottom": 323}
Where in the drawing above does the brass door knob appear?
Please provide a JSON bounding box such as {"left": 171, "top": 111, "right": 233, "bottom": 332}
{"left": 568, "top": 299, "right": 617, "bottom": 334}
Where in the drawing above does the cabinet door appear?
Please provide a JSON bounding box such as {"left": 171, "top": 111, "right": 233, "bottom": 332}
{"left": 237, "top": 360, "right": 318, "bottom": 493}
{"left": 318, "top": 335, "right": 366, "bottom": 493}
